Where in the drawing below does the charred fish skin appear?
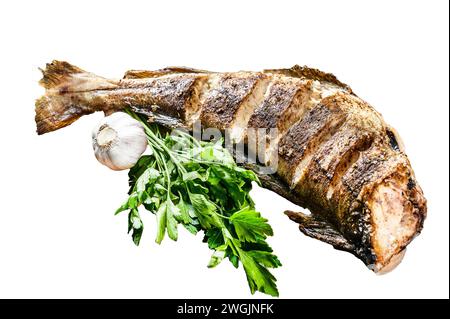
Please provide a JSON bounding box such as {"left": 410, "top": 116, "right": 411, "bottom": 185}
{"left": 35, "top": 61, "right": 427, "bottom": 273}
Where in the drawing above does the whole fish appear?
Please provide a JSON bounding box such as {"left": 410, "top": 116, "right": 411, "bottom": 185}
{"left": 35, "top": 61, "right": 427, "bottom": 273}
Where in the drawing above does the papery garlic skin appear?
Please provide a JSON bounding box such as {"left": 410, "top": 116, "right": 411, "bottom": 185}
{"left": 92, "top": 112, "right": 147, "bottom": 170}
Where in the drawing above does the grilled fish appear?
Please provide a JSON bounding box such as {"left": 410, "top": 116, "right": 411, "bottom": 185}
{"left": 35, "top": 61, "right": 427, "bottom": 273}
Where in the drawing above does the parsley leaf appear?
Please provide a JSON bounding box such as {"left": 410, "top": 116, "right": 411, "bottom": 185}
{"left": 230, "top": 209, "right": 273, "bottom": 243}
{"left": 115, "top": 109, "right": 282, "bottom": 297}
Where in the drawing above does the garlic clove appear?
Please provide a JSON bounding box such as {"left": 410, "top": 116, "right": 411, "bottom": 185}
{"left": 104, "top": 111, "right": 127, "bottom": 126}
{"left": 108, "top": 145, "right": 140, "bottom": 170}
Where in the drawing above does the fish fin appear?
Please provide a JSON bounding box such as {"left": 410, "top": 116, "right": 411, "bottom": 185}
{"left": 35, "top": 95, "right": 91, "bottom": 135}
{"left": 36, "top": 61, "right": 118, "bottom": 135}
{"left": 38, "top": 60, "right": 85, "bottom": 89}
{"left": 123, "top": 70, "right": 166, "bottom": 79}
{"left": 264, "top": 65, "right": 353, "bottom": 93}
{"left": 130, "top": 106, "right": 188, "bottom": 130}
{"left": 123, "top": 66, "right": 210, "bottom": 79}
{"left": 284, "top": 210, "right": 355, "bottom": 252}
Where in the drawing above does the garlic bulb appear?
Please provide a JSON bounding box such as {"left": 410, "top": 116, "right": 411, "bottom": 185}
{"left": 92, "top": 112, "right": 147, "bottom": 170}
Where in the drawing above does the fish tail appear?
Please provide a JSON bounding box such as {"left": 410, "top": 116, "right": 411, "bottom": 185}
{"left": 35, "top": 60, "right": 118, "bottom": 135}
{"left": 35, "top": 94, "right": 81, "bottom": 135}
{"left": 38, "top": 60, "right": 86, "bottom": 89}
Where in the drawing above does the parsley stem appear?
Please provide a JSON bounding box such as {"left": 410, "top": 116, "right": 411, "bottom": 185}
{"left": 119, "top": 108, "right": 280, "bottom": 297}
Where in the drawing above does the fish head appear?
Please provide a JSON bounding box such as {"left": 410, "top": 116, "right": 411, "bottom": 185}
{"left": 367, "top": 160, "right": 427, "bottom": 273}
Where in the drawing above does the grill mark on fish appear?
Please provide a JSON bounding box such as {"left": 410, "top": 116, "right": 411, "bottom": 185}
{"left": 291, "top": 116, "right": 346, "bottom": 190}
{"left": 325, "top": 132, "right": 373, "bottom": 201}
{"left": 249, "top": 80, "right": 345, "bottom": 167}
{"left": 184, "top": 76, "right": 209, "bottom": 124}
{"left": 246, "top": 77, "right": 318, "bottom": 164}
{"left": 278, "top": 95, "right": 347, "bottom": 187}
{"left": 118, "top": 74, "right": 207, "bottom": 121}
{"left": 298, "top": 127, "right": 374, "bottom": 221}
{"left": 326, "top": 149, "right": 362, "bottom": 202}
{"left": 247, "top": 78, "right": 313, "bottom": 132}
{"left": 341, "top": 146, "right": 393, "bottom": 199}
{"left": 230, "top": 77, "right": 271, "bottom": 142}
{"left": 200, "top": 73, "right": 269, "bottom": 132}
{"left": 185, "top": 74, "right": 220, "bottom": 124}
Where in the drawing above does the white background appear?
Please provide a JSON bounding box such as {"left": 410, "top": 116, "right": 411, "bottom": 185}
{"left": 0, "top": 0, "right": 448, "bottom": 299}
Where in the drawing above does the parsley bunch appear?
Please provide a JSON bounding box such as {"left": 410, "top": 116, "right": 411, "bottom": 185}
{"left": 115, "top": 110, "right": 281, "bottom": 297}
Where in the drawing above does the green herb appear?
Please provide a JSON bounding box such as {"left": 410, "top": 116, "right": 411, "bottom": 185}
{"left": 115, "top": 110, "right": 281, "bottom": 297}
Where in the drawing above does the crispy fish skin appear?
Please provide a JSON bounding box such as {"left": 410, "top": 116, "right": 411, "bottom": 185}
{"left": 35, "top": 61, "right": 427, "bottom": 272}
